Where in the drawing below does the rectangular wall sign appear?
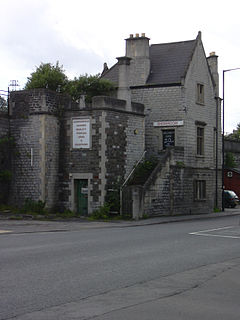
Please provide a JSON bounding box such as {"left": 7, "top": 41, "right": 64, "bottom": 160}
{"left": 73, "top": 118, "right": 90, "bottom": 149}
{"left": 153, "top": 120, "right": 184, "bottom": 127}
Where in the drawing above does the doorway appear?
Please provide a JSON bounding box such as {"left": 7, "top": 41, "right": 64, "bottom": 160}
{"left": 75, "top": 179, "right": 88, "bottom": 215}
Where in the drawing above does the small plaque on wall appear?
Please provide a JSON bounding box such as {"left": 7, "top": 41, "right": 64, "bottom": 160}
{"left": 73, "top": 118, "right": 90, "bottom": 149}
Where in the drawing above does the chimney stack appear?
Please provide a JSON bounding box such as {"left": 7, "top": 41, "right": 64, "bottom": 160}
{"left": 207, "top": 52, "right": 219, "bottom": 96}
{"left": 125, "top": 33, "right": 150, "bottom": 86}
{"left": 125, "top": 33, "right": 150, "bottom": 58}
{"left": 116, "top": 56, "right": 132, "bottom": 110}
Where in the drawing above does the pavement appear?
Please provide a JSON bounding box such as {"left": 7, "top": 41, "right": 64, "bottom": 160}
{"left": 12, "top": 258, "right": 240, "bottom": 320}
{"left": 0, "top": 206, "right": 240, "bottom": 234}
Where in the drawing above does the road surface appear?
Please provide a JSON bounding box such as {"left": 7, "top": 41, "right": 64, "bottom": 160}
{"left": 0, "top": 215, "right": 240, "bottom": 319}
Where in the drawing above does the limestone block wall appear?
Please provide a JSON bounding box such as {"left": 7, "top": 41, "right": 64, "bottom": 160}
{"left": 42, "top": 115, "right": 60, "bottom": 208}
{"left": 59, "top": 96, "right": 144, "bottom": 213}
{"left": 9, "top": 89, "right": 62, "bottom": 208}
{"left": 9, "top": 116, "right": 42, "bottom": 205}
{"left": 0, "top": 113, "right": 10, "bottom": 203}
{"left": 131, "top": 86, "right": 185, "bottom": 157}
{"left": 183, "top": 40, "right": 221, "bottom": 169}
{"left": 143, "top": 148, "right": 215, "bottom": 216}
{"left": 131, "top": 40, "right": 221, "bottom": 170}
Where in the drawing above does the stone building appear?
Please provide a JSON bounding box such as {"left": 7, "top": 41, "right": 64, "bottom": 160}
{"left": 7, "top": 90, "right": 144, "bottom": 214}
{"left": 102, "top": 32, "right": 222, "bottom": 216}
{"left": 1, "top": 31, "right": 222, "bottom": 217}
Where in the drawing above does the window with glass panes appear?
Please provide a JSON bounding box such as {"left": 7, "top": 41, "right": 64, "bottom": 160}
{"left": 197, "top": 127, "right": 204, "bottom": 155}
{"left": 194, "top": 180, "right": 206, "bottom": 200}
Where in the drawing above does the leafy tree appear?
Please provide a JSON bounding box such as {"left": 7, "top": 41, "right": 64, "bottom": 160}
{"left": 0, "top": 96, "right": 7, "bottom": 111}
{"left": 225, "top": 123, "right": 240, "bottom": 141}
{"left": 225, "top": 152, "right": 236, "bottom": 168}
{"left": 65, "top": 74, "right": 115, "bottom": 103}
{"left": 24, "top": 62, "right": 115, "bottom": 102}
{"left": 25, "top": 62, "right": 68, "bottom": 91}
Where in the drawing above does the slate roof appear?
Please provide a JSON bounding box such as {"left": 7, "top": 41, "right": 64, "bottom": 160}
{"left": 102, "top": 38, "right": 197, "bottom": 86}
{"left": 101, "top": 62, "right": 119, "bottom": 84}
{"left": 147, "top": 40, "right": 196, "bottom": 85}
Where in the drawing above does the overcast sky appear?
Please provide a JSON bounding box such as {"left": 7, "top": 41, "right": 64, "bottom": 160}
{"left": 0, "top": 0, "right": 239, "bottom": 133}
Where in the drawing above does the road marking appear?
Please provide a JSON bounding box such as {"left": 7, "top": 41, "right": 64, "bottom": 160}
{"left": 189, "top": 226, "right": 240, "bottom": 239}
{"left": 0, "top": 230, "right": 12, "bottom": 234}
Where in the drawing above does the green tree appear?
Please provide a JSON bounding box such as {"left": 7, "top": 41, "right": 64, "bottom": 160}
{"left": 0, "top": 96, "right": 7, "bottom": 112}
{"left": 64, "top": 74, "right": 115, "bottom": 103}
{"left": 24, "top": 62, "right": 115, "bottom": 102}
{"left": 225, "top": 123, "right": 240, "bottom": 140}
{"left": 225, "top": 152, "right": 236, "bottom": 168}
{"left": 25, "top": 62, "right": 68, "bottom": 91}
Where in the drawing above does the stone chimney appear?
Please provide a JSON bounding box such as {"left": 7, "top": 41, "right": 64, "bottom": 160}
{"left": 126, "top": 33, "right": 150, "bottom": 58}
{"left": 125, "top": 33, "right": 150, "bottom": 86}
{"left": 117, "top": 56, "right": 132, "bottom": 111}
{"left": 207, "top": 52, "right": 219, "bottom": 96}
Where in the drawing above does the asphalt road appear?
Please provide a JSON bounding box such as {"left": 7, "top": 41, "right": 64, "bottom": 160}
{"left": 1, "top": 215, "right": 240, "bottom": 319}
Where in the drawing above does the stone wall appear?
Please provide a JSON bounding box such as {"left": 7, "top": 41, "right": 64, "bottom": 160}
{"left": 131, "top": 86, "right": 184, "bottom": 157}
{"left": 0, "top": 113, "right": 10, "bottom": 204}
{"left": 10, "top": 116, "right": 42, "bottom": 205}
{"left": 9, "top": 89, "right": 63, "bottom": 208}
{"left": 130, "top": 37, "right": 222, "bottom": 212}
{"left": 225, "top": 139, "right": 240, "bottom": 168}
{"left": 59, "top": 96, "right": 145, "bottom": 213}
{"left": 124, "top": 147, "right": 216, "bottom": 217}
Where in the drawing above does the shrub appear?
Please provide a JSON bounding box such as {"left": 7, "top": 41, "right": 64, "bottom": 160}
{"left": 90, "top": 203, "right": 111, "bottom": 220}
{"left": 22, "top": 199, "right": 46, "bottom": 215}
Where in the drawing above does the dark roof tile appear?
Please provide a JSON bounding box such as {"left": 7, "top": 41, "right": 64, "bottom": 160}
{"left": 147, "top": 40, "right": 196, "bottom": 84}
{"left": 102, "top": 38, "right": 197, "bottom": 86}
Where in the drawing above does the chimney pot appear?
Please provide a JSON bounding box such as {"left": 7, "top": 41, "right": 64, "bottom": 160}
{"left": 135, "top": 33, "right": 139, "bottom": 38}
{"left": 209, "top": 51, "right": 216, "bottom": 56}
{"left": 141, "top": 33, "right": 145, "bottom": 37}
{"left": 130, "top": 34, "right": 133, "bottom": 38}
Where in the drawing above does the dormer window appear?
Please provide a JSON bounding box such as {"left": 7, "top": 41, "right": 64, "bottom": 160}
{"left": 197, "top": 83, "right": 204, "bottom": 104}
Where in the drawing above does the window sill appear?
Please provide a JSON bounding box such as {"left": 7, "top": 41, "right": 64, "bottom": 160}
{"left": 196, "top": 101, "right": 205, "bottom": 106}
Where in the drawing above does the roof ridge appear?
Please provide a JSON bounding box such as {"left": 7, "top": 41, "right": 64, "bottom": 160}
{"left": 150, "top": 39, "right": 195, "bottom": 47}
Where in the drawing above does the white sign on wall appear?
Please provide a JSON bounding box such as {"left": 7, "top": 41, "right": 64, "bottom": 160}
{"left": 73, "top": 118, "right": 90, "bottom": 149}
{"left": 153, "top": 120, "right": 184, "bottom": 127}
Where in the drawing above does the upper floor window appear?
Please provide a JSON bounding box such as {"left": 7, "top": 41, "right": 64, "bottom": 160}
{"left": 197, "top": 83, "right": 204, "bottom": 104}
{"left": 197, "top": 127, "right": 204, "bottom": 155}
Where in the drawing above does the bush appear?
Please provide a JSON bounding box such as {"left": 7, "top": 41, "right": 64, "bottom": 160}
{"left": 90, "top": 203, "right": 110, "bottom": 220}
{"left": 56, "top": 209, "right": 76, "bottom": 218}
{"left": 22, "top": 199, "right": 46, "bottom": 215}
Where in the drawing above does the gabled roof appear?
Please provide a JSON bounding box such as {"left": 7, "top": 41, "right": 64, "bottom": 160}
{"left": 147, "top": 40, "right": 196, "bottom": 85}
{"left": 102, "top": 37, "right": 197, "bottom": 87}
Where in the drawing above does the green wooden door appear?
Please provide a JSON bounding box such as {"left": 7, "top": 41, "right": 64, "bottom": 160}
{"left": 77, "top": 179, "right": 88, "bottom": 215}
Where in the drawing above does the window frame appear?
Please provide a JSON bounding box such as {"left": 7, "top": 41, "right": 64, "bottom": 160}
{"left": 194, "top": 180, "right": 206, "bottom": 201}
{"left": 196, "top": 126, "right": 204, "bottom": 156}
{"left": 196, "top": 83, "right": 204, "bottom": 105}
